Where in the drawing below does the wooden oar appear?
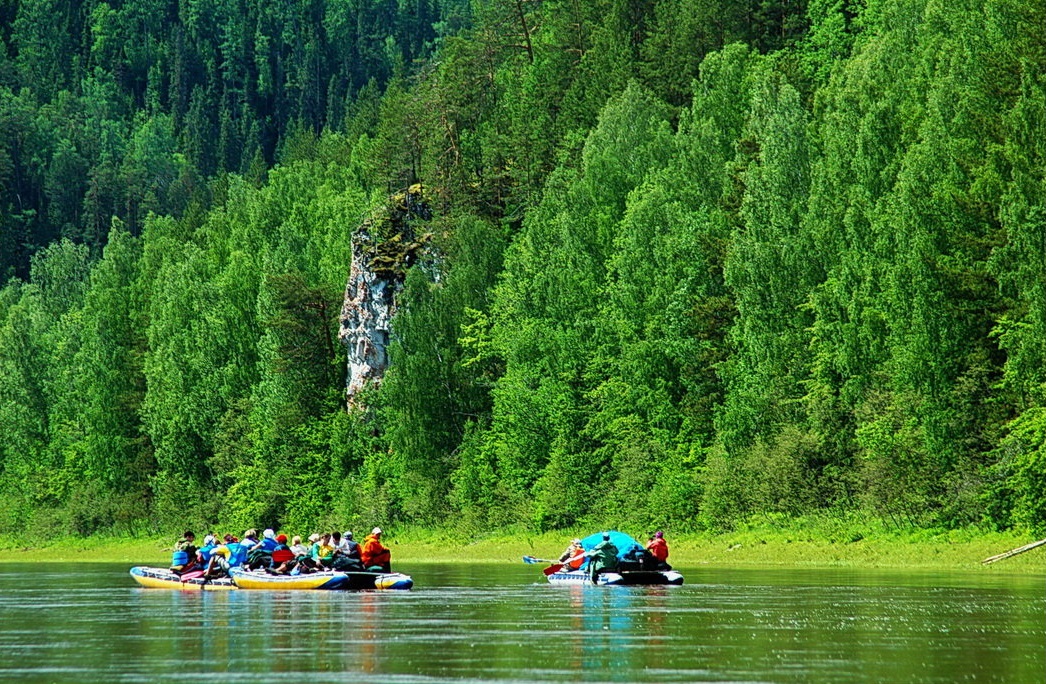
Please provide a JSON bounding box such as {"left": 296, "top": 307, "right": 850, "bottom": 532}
{"left": 981, "top": 537, "right": 1046, "bottom": 564}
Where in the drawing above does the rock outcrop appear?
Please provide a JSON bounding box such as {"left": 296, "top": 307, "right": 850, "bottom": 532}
{"left": 339, "top": 184, "right": 431, "bottom": 408}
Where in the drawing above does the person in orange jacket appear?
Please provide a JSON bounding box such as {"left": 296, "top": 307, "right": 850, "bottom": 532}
{"left": 360, "top": 527, "right": 392, "bottom": 572}
{"left": 646, "top": 531, "right": 671, "bottom": 570}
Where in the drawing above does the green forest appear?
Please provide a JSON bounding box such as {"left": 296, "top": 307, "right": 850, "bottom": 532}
{"left": 2, "top": 0, "right": 1046, "bottom": 540}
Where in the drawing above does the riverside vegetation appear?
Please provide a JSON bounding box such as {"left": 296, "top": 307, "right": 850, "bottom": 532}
{"left": 2, "top": 0, "right": 1046, "bottom": 553}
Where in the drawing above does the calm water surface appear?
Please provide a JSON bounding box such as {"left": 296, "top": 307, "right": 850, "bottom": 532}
{"left": 0, "top": 563, "right": 1042, "bottom": 682}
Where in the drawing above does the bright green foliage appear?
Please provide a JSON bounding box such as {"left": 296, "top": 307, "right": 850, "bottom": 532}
{"left": 6, "top": 0, "right": 1046, "bottom": 539}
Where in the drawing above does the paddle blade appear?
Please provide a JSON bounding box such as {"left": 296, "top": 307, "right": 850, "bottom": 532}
{"left": 542, "top": 563, "right": 563, "bottom": 576}
{"left": 522, "top": 555, "right": 545, "bottom": 564}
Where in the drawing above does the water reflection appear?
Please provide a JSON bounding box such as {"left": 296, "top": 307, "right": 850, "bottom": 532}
{"left": 0, "top": 563, "right": 1041, "bottom": 683}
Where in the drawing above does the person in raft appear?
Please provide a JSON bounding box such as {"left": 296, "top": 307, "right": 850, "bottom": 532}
{"left": 336, "top": 530, "right": 361, "bottom": 562}
{"left": 270, "top": 534, "right": 297, "bottom": 574}
{"left": 204, "top": 534, "right": 242, "bottom": 578}
{"left": 586, "top": 532, "right": 619, "bottom": 584}
{"left": 558, "top": 538, "right": 585, "bottom": 571}
{"left": 289, "top": 535, "right": 309, "bottom": 558}
{"left": 196, "top": 533, "right": 219, "bottom": 569}
{"left": 170, "top": 531, "right": 198, "bottom": 574}
{"left": 646, "top": 531, "right": 670, "bottom": 570}
{"left": 360, "top": 527, "right": 391, "bottom": 572}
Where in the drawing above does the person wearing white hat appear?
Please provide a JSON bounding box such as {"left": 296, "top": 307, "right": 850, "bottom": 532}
{"left": 361, "top": 527, "right": 391, "bottom": 572}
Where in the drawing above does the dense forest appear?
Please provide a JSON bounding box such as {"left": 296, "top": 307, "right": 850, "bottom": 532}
{"left": 2, "top": 0, "right": 1045, "bottom": 539}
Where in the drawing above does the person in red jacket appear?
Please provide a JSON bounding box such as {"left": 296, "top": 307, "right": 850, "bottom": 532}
{"left": 558, "top": 539, "right": 585, "bottom": 571}
{"left": 360, "top": 527, "right": 392, "bottom": 572}
{"left": 646, "top": 531, "right": 671, "bottom": 570}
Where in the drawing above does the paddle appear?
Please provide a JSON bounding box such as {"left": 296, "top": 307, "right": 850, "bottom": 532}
{"left": 542, "top": 563, "right": 564, "bottom": 576}
{"left": 522, "top": 555, "right": 555, "bottom": 564}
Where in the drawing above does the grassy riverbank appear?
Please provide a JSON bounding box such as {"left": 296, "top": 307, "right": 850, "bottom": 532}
{"left": 1, "top": 522, "right": 1043, "bottom": 572}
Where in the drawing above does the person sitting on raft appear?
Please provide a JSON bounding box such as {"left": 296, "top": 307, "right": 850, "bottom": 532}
{"left": 335, "top": 531, "right": 361, "bottom": 562}
{"left": 204, "top": 535, "right": 236, "bottom": 578}
{"left": 586, "top": 532, "right": 619, "bottom": 584}
{"left": 246, "top": 529, "right": 278, "bottom": 570}
{"left": 646, "top": 531, "right": 671, "bottom": 570}
{"left": 558, "top": 538, "right": 585, "bottom": 571}
{"left": 170, "top": 531, "right": 197, "bottom": 574}
{"left": 328, "top": 531, "right": 364, "bottom": 571}
{"left": 289, "top": 535, "right": 309, "bottom": 558}
{"left": 360, "top": 527, "right": 391, "bottom": 572}
{"left": 311, "top": 532, "right": 335, "bottom": 568}
{"left": 196, "top": 534, "right": 219, "bottom": 569}
{"left": 270, "top": 534, "right": 297, "bottom": 574}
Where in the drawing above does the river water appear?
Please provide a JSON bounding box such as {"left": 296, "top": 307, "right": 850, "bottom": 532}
{"left": 0, "top": 563, "right": 1041, "bottom": 682}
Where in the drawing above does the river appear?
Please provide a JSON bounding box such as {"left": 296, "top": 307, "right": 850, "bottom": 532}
{"left": 0, "top": 563, "right": 1041, "bottom": 682}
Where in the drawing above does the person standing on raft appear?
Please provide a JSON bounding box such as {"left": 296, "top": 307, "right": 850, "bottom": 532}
{"left": 586, "top": 532, "right": 619, "bottom": 584}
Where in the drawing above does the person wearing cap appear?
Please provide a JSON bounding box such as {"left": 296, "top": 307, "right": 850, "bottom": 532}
{"left": 360, "top": 527, "right": 391, "bottom": 572}
{"left": 646, "top": 531, "right": 670, "bottom": 570}
{"left": 340, "top": 531, "right": 361, "bottom": 561}
{"left": 558, "top": 538, "right": 584, "bottom": 571}
{"left": 270, "top": 534, "right": 296, "bottom": 574}
{"left": 585, "top": 532, "right": 619, "bottom": 584}
{"left": 170, "top": 531, "right": 197, "bottom": 574}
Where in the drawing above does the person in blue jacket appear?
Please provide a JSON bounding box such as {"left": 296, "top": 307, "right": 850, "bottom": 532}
{"left": 204, "top": 534, "right": 249, "bottom": 577}
{"left": 226, "top": 534, "right": 251, "bottom": 567}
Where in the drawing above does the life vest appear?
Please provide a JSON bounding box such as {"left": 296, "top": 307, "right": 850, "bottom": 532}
{"left": 171, "top": 539, "right": 196, "bottom": 568}
{"left": 197, "top": 544, "right": 218, "bottom": 564}
{"left": 271, "top": 544, "right": 295, "bottom": 564}
{"left": 226, "top": 541, "right": 249, "bottom": 567}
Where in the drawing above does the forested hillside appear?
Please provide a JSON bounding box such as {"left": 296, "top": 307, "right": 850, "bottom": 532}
{"left": 2, "top": 0, "right": 1045, "bottom": 538}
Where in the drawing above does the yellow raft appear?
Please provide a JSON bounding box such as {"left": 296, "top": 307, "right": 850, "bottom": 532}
{"left": 129, "top": 566, "right": 237, "bottom": 590}
{"left": 229, "top": 567, "right": 413, "bottom": 590}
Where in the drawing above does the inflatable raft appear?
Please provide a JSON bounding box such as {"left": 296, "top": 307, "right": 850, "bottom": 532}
{"left": 129, "top": 566, "right": 237, "bottom": 590}
{"left": 229, "top": 567, "right": 413, "bottom": 591}
{"left": 546, "top": 567, "right": 684, "bottom": 586}
{"left": 535, "top": 531, "right": 685, "bottom": 586}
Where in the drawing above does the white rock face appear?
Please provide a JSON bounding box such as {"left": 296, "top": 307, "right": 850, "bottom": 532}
{"left": 338, "top": 185, "right": 431, "bottom": 408}
{"left": 339, "top": 239, "right": 397, "bottom": 408}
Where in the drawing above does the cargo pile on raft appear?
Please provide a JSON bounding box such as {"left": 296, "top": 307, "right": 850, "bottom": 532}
{"left": 130, "top": 527, "right": 413, "bottom": 591}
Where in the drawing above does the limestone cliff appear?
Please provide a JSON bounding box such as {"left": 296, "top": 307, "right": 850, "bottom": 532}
{"left": 339, "top": 184, "right": 431, "bottom": 408}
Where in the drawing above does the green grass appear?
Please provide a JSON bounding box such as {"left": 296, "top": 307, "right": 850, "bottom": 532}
{"left": 3, "top": 522, "right": 1042, "bottom": 573}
